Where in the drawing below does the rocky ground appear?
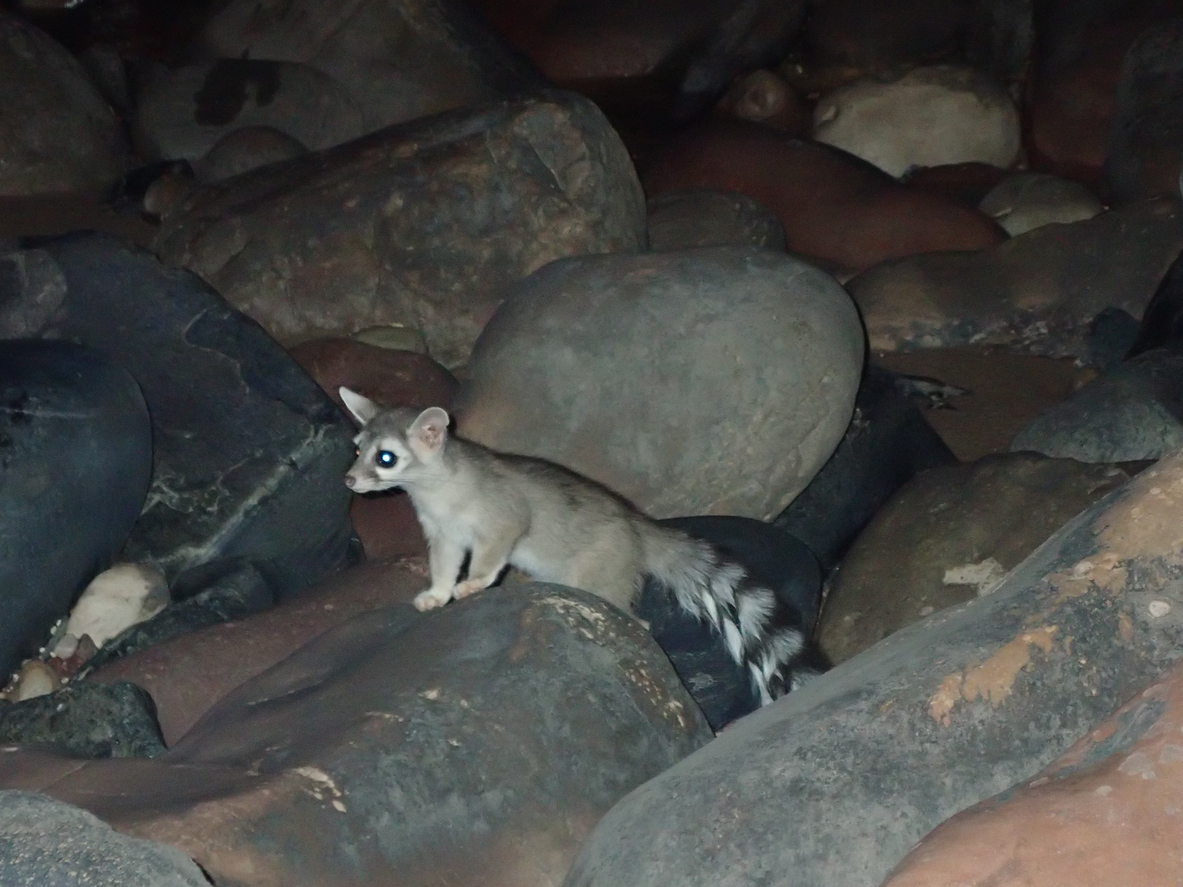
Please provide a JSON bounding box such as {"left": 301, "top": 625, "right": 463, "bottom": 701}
{"left": 2, "top": 0, "right": 1183, "bottom": 885}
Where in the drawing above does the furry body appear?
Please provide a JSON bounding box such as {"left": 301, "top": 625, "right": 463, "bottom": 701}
{"left": 341, "top": 389, "right": 811, "bottom": 704}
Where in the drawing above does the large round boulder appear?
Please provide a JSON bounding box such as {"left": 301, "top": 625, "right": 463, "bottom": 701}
{"left": 454, "top": 246, "right": 864, "bottom": 520}
{"left": 0, "top": 12, "right": 127, "bottom": 195}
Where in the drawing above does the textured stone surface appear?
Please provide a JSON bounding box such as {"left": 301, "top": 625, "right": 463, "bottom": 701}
{"left": 979, "top": 172, "right": 1105, "bottom": 236}
{"left": 89, "top": 558, "right": 425, "bottom": 746}
{"left": 0, "top": 340, "right": 151, "bottom": 679}
{"left": 647, "top": 189, "right": 786, "bottom": 252}
{"left": 644, "top": 120, "right": 1005, "bottom": 274}
{"left": 882, "top": 652, "right": 1183, "bottom": 887}
{"left": 157, "top": 91, "right": 645, "bottom": 369}
{"left": 0, "top": 234, "right": 357, "bottom": 600}
{"left": 12, "top": 585, "right": 710, "bottom": 887}
{"left": 563, "top": 446, "right": 1183, "bottom": 887}
{"left": 774, "top": 364, "right": 956, "bottom": 569}
{"left": 849, "top": 198, "right": 1183, "bottom": 359}
{"left": 0, "top": 791, "right": 209, "bottom": 887}
{"left": 819, "top": 453, "right": 1132, "bottom": 663}
{"left": 0, "top": 11, "right": 126, "bottom": 195}
{"left": 455, "top": 246, "right": 864, "bottom": 520}
{"left": 1011, "top": 347, "right": 1183, "bottom": 462}
{"left": 172, "top": 0, "right": 540, "bottom": 156}
{"left": 0, "top": 682, "right": 165, "bottom": 759}
{"left": 813, "top": 65, "right": 1021, "bottom": 178}
{"left": 1105, "top": 18, "right": 1183, "bottom": 205}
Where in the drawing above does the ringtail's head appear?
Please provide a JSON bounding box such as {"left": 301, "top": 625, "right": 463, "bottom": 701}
{"left": 339, "top": 387, "right": 450, "bottom": 493}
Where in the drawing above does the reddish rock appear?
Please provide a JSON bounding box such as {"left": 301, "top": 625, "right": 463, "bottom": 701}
{"left": 3, "top": 585, "right": 709, "bottom": 887}
{"left": 903, "top": 162, "right": 1011, "bottom": 208}
{"left": 288, "top": 337, "right": 458, "bottom": 415}
{"left": 644, "top": 120, "right": 1006, "bottom": 272}
{"left": 350, "top": 492, "right": 427, "bottom": 560}
{"left": 883, "top": 652, "right": 1183, "bottom": 887}
{"left": 1026, "top": 1, "right": 1183, "bottom": 184}
{"left": 89, "top": 558, "right": 427, "bottom": 745}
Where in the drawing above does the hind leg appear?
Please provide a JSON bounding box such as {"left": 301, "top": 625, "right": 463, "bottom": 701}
{"left": 566, "top": 554, "right": 643, "bottom": 617}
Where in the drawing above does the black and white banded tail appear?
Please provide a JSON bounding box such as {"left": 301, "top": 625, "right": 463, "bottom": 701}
{"left": 640, "top": 526, "right": 814, "bottom": 704}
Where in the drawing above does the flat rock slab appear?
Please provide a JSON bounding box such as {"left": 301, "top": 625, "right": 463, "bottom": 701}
{"left": 850, "top": 197, "right": 1183, "bottom": 360}
{"left": 0, "top": 791, "right": 209, "bottom": 887}
{"left": 0, "top": 233, "right": 356, "bottom": 598}
{"left": 10, "top": 585, "right": 710, "bottom": 887}
{"left": 0, "top": 340, "right": 151, "bottom": 678}
{"left": 155, "top": 91, "right": 646, "bottom": 369}
{"left": 564, "top": 446, "right": 1183, "bottom": 887}
{"left": 455, "top": 246, "right": 864, "bottom": 520}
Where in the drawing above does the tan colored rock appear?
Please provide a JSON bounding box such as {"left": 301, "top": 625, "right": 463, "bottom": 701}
{"left": 979, "top": 172, "right": 1105, "bottom": 236}
{"left": 819, "top": 453, "right": 1132, "bottom": 663}
{"left": 882, "top": 652, "right": 1183, "bottom": 887}
{"left": 849, "top": 197, "right": 1183, "bottom": 358}
{"left": 156, "top": 92, "right": 645, "bottom": 369}
{"left": 813, "top": 65, "right": 1021, "bottom": 178}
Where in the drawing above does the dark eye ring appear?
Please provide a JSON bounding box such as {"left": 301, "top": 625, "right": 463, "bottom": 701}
{"left": 376, "top": 450, "right": 397, "bottom": 467}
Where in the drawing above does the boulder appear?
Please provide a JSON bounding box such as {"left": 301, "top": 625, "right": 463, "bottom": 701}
{"left": 819, "top": 452, "right": 1132, "bottom": 663}
{"left": 89, "top": 558, "right": 426, "bottom": 746}
{"left": 165, "top": 0, "right": 541, "bottom": 157}
{"left": 774, "top": 364, "right": 957, "bottom": 570}
{"left": 644, "top": 120, "right": 1006, "bottom": 274}
{"left": 0, "top": 682, "right": 165, "bottom": 759}
{"left": 563, "top": 445, "right": 1183, "bottom": 887}
{"left": 849, "top": 197, "right": 1183, "bottom": 359}
{"left": 15, "top": 585, "right": 710, "bottom": 887}
{"left": 0, "top": 234, "right": 357, "bottom": 600}
{"left": 1127, "top": 241, "right": 1183, "bottom": 356}
{"left": 0, "top": 339, "right": 151, "bottom": 679}
{"left": 194, "top": 125, "right": 308, "bottom": 182}
{"left": 1105, "top": 19, "right": 1183, "bottom": 205}
{"left": 812, "top": 65, "right": 1021, "bottom": 178}
{"left": 646, "top": 190, "right": 786, "bottom": 252}
{"left": 882, "top": 651, "right": 1183, "bottom": 887}
{"left": 454, "top": 246, "right": 864, "bottom": 520}
{"left": 133, "top": 60, "right": 364, "bottom": 163}
{"left": 0, "top": 791, "right": 209, "bottom": 887}
{"left": 713, "top": 69, "right": 812, "bottom": 136}
{"left": 903, "top": 161, "right": 1010, "bottom": 208}
{"left": 156, "top": 91, "right": 646, "bottom": 369}
{"left": 979, "top": 172, "right": 1106, "bottom": 236}
{"left": 0, "top": 12, "right": 126, "bottom": 195}
{"left": 1011, "top": 347, "right": 1183, "bottom": 462}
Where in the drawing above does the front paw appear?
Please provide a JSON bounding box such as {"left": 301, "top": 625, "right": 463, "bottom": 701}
{"left": 413, "top": 587, "right": 453, "bottom": 611}
{"left": 452, "top": 578, "right": 487, "bottom": 599}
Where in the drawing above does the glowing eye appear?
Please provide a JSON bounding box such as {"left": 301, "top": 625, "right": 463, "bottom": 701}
{"left": 354, "top": 446, "right": 360, "bottom": 457}
{"left": 376, "top": 450, "right": 397, "bottom": 467}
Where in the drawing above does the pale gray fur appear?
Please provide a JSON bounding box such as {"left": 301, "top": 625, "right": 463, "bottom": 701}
{"left": 340, "top": 388, "right": 804, "bottom": 705}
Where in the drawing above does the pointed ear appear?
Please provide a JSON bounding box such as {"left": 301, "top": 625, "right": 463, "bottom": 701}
{"left": 339, "top": 387, "right": 380, "bottom": 425}
{"left": 408, "top": 407, "right": 450, "bottom": 455}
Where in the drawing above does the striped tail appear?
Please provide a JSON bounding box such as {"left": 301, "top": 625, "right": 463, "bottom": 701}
{"left": 639, "top": 524, "right": 814, "bottom": 705}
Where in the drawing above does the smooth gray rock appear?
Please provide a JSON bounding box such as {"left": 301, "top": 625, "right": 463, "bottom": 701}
{"left": 0, "top": 340, "right": 152, "bottom": 679}
{"left": 455, "top": 246, "right": 864, "bottom": 520}
{"left": 564, "top": 448, "right": 1183, "bottom": 887}
{"left": 0, "top": 12, "right": 127, "bottom": 195}
{"left": 0, "top": 791, "right": 208, "bottom": 886}
{"left": 0, "top": 234, "right": 357, "bottom": 599}
{"left": 156, "top": 91, "right": 646, "bottom": 369}
{"left": 1011, "top": 347, "right": 1183, "bottom": 462}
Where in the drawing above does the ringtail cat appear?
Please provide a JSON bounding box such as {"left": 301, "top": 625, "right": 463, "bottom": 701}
{"left": 340, "top": 387, "right": 813, "bottom": 704}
